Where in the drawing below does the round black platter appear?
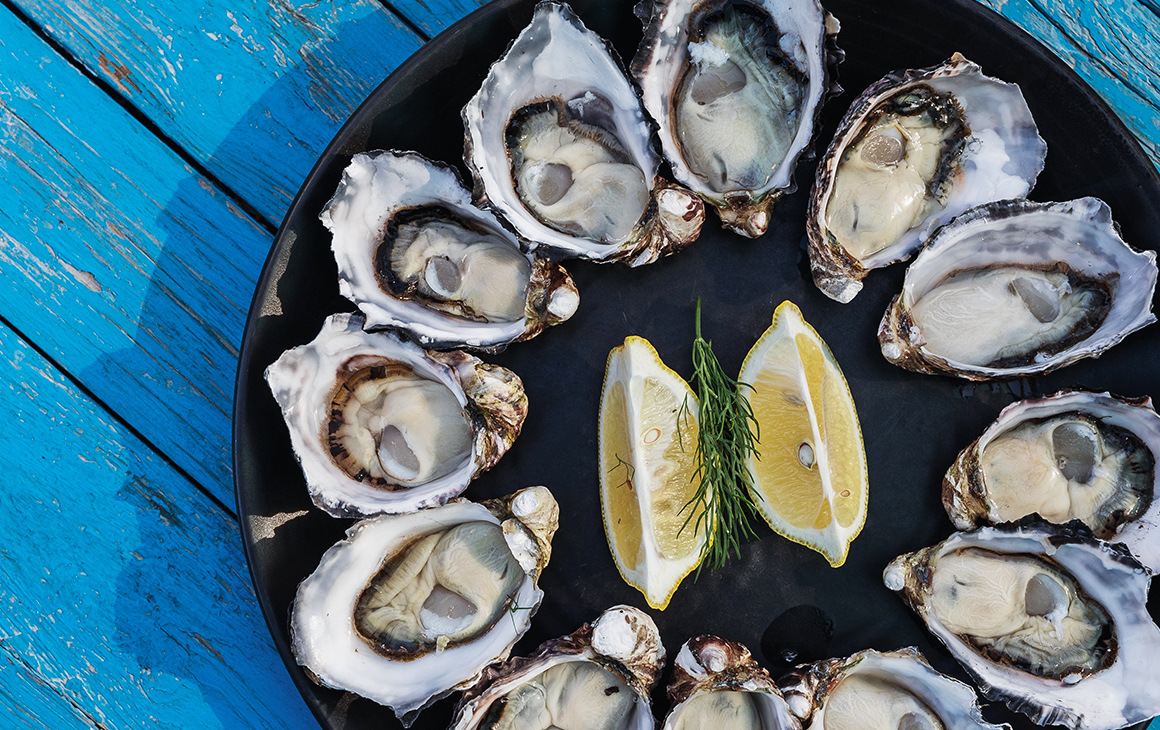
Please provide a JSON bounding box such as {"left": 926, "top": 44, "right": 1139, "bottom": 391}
{"left": 233, "top": 1, "right": 1160, "bottom": 729}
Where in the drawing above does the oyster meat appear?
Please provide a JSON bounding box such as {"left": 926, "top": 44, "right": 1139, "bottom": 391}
{"left": 463, "top": 1, "right": 704, "bottom": 266}
{"left": 777, "top": 647, "right": 1008, "bottom": 730}
{"left": 878, "top": 198, "right": 1158, "bottom": 379}
{"left": 291, "top": 487, "right": 558, "bottom": 725}
{"left": 663, "top": 636, "right": 799, "bottom": 730}
{"left": 266, "top": 313, "right": 526, "bottom": 516}
{"left": 322, "top": 150, "right": 579, "bottom": 350}
{"left": 884, "top": 520, "right": 1160, "bottom": 730}
{"left": 944, "top": 388, "right": 1159, "bottom": 570}
{"left": 449, "top": 605, "right": 665, "bottom": 730}
{"left": 808, "top": 54, "right": 1047, "bottom": 303}
{"left": 633, "top": 0, "right": 841, "bottom": 237}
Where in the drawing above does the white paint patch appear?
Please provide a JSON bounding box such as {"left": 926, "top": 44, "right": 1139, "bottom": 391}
{"left": 60, "top": 261, "right": 102, "bottom": 293}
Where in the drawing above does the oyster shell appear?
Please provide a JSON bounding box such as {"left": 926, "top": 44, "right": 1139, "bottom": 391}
{"left": 663, "top": 635, "right": 799, "bottom": 730}
{"left": 878, "top": 198, "right": 1158, "bottom": 380}
{"left": 449, "top": 605, "right": 665, "bottom": 730}
{"left": 291, "top": 487, "right": 558, "bottom": 725}
{"left": 632, "top": 0, "right": 841, "bottom": 237}
{"left": 463, "top": 1, "right": 705, "bottom": 266}
{"left": 265, "top": 313, "right": 526, "bottom": 516}
{"left": 944, "top": 388, "right": 1159, "bottom": 571}
{"left": 884, "top": 519, "right": 1160, "bottom": 730}
{"left": 777, "top": 647, "right": 1008, "bottom": 730}
{"left": 322, "top": 150, "right": 579, "bottom": 350}
{"left": 808, "top": 54, "right": 1047, "bottom": 303}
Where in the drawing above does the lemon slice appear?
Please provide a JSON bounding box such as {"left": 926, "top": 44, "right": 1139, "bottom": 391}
{"left": 739, "top": 301, "right": 867, "bottom": 567}
{"left": 599, "top": 336, "right": 707, "bottom": 609}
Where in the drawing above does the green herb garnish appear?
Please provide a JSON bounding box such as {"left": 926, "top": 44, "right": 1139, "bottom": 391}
{"left": 679, "top": 298, "right": 761, "bottom": 571}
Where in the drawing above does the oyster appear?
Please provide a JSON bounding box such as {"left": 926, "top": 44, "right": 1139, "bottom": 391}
{"left": 878, "top": 198, "right": 1158, "bottom": 380}
{"left": 632, "top": 0, "right": 841, "bottom": 237}
{"left": 663, "top": 636, "right": 799, "bottom": 730}
{"left": 266, "top": 313, "right": 526, "bottom": 516}
{"left": 449, "top": 605, "right": 665, "bottom": 730}
{"left": 322, "top": 150, "right": 579, "bottom": 350}
{"left": 777, "top": 647, "right": 1008, "bottom": 730}
{"left": 884, "top": 520, "right": 1160, "bottom": 730}
{"left": 463, "top": 1, "right": 704, "bottom": 266}
{"left": 944, "top": 388, "right": 1160, "bottom": 570}
{"left": 809, "top": 54, "right": 1047, "bottom": 303}
{"left": 291, "top": 487, "right": 558, "bottom": 725}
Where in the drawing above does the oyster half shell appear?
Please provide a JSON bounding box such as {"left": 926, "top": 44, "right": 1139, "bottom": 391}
{"left": 463, "top": 1, "right": 705, "bottom": 266}
{"left": 265, "top": 313, "right": 526, "bottom": 516}
{"left": 777, "top": 647, "right": 1009, "bottom": 730}
{"left": 322, "top": 150, "right": 579, "bottom": 350}
{"left": 884, "top": 519, "right": 1160, "bottom": 730}
{"left": 633, "top": 0, "right": 841, "bottom": 237}
{"left": 450, "top": 605, "right": 665, "bottom": 730}
{"left": 291, "top": 487, "right": 558, "bottom": 725}
{"left": 944, "top": 388, "right": 1160, "bottom": 571}
{"left": 878, "top": 198, "right": 1158, "bottom": 380}
{"left": 663, "top": 635, "right": 799, "bottom": 730}
{"left": 808, "top": 54, "right": 1047, "bottom": 303}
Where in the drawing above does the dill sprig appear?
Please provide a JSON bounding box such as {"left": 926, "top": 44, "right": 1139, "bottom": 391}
{"left": 679, "top": 298, "right": 761, "bottom": 571}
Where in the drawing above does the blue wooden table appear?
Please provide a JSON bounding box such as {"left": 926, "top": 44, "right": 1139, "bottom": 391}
{"left": 1, "top": 0, "right": 1158, "bottom": 727}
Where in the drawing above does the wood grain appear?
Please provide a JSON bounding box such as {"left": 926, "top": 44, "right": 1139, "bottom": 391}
{"left": 0, "top": 321, "right": 314, "bottom": 728}
{"left": 0, "top": 8, "right": 268, "bottom": 501}
{"left": 9, "top": 0, "right": 423, "bottom": 224}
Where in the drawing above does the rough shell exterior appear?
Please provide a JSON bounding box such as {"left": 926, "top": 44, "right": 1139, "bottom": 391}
{"left": 321, "top": 150, "right": 579, "bottom": 351}
{"left": 808, "top": 53, "right": 1046, "bottom": 303}
{"left": 878, "top": 197, "right": 1158, "bottom": 380}
{"left": 632, "top": 0, "right": 842, "bottom": 237}
{"left": 449, "top": 605, "right": 666, "bottom": 730}
{"left": 777, "top": 647, "right": 1008, "bottom": 730}
{"left": 264, "top": 312, "right": 527, "bottom": 517}
{"left": 462, "top": 1, "right": 704, "bottom": 266}
{"left": 290, "top": 487, "right": 559, "bottom": 725}
{"left": 884, "top": 518, "right": 1160, "bottom": 730}
{"left": 943, "top": 388, "right": 1160, "bottom": 571}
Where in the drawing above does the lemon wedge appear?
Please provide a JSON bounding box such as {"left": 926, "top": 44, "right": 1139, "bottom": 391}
{"left": 599, "top": 336, "right": 707, "bottom": 609}
{"left": 739, "top": 301, "right": 867, "bottom": 567}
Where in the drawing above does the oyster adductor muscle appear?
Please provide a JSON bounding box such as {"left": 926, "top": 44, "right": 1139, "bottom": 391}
{"left": 944, "top": 388, "right": 1160, "bottom": 570}
{"left": 322, "top": 150, "right": 579, "bottom": 350}
{"left": 633, "top": 0, "right": 841, "bottom": 237}
{"left": 291, "top": 487, "right": 558, "bottom": 725}
{"left": 884, "top": 519, "right": 1160, "bottom": 730}
{"left": 878, "top": 198, "right": 1158, "bottom": 380}
{"left": 265, "top": 313, "right": 527, "bottom": 516}
{"left": 463, "top": 1, "right": 705, "bottom": 266}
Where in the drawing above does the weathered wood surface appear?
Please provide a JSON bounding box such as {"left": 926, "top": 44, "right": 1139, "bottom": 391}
{"left": 0, "top": 321, "right": 315, "bottom": 728}
{"left": 0, "top": 0, "right": 1158, "bottom": 727}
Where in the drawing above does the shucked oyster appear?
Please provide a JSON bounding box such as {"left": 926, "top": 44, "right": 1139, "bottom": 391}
{"left": 633, "top": 0, "right": 841, "bottom": 237}
{"left": 884, "top": 520, "right": 1160, "bottom": 730}
{"left": 777, "top": 648, "right": 1008, "bottom": 730}
{"left": 266, "top": 313, "right": 526, "bottom": 516}
{"left": 449, "top": 605, "right": 665, "bottom": 730}
{"left": 322, "top": 150, "right": 579, "bottom": 350}
{"left": 663, "top": 636, "right": 799, "bottom": 730}
{"left": 944, "top": 389, "right": 1160, "bottom": 571}
{"left": 464, "top": 1, "right": 704, "bottom": 267}
{"left": 291, "top": 487, "right": 558, "bottom": 725}
{"left": 809, "top": 54, "right": 1047, "bottom": 303}
{"left": 878, "top": 198, "right": 1158, "bottom": 380}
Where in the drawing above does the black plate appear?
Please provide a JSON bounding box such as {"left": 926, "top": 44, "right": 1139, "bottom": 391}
{"left": 234, "top": 1, "right": 1160, "bottom": 728}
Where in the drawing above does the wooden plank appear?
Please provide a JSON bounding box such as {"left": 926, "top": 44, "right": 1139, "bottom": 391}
{"left": 0, "top": 322, "right": 315, "bottom": 728}
{"left": 10, "top": 0, "right": 423, "bottom": 224}
{"left": 975, "top": 0, "right": 1160, "bottom": 170}
{"left": 0, "top": 7, "right": 268, "bottom": 500}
